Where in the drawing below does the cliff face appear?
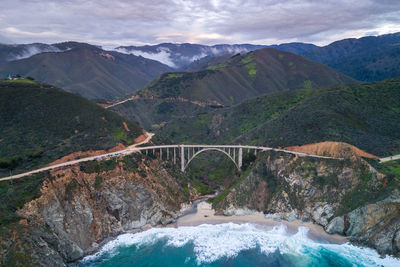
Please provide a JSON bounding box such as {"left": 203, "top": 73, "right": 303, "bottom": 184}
{"left": 216, "top": 152, "right": 400, "bottom": 256}
{"left": 0, "top": 154, "right": 189, "bottom": 266}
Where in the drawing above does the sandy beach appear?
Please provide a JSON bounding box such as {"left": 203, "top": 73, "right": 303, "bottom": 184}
{"left": 169, "top": 200, "right": 348, "bottom": 245}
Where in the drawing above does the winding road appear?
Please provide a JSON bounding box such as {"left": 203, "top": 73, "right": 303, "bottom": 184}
{"left": 1, "top": 132, "right": 398, "bottom": 182}
{"left": 0, "top": 132, "right": 154, "bottom": 182}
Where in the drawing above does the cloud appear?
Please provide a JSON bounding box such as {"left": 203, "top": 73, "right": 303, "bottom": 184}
{"left": 0, "top": 0, "right": 400, "bottom": 46}
{"left": 116, "top": 47, "right": 177, "bottom": 67}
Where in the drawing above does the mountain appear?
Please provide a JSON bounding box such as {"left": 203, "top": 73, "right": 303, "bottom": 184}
{"left": 115, "top": 43, "right": 266, "bottom": 69}
{"left": 184, "top": 53, "right": 235, "bottom": 72}
{"left": 303, "top": 32, "right": 400, "bottom": 82}
{"left": 138, "top": 47, "right": 356, "bottom": 105}
{"left": 116, "top": 42, "right": 319, "bottom": 70}
{"left": 269, "top": 42, "right": 319, "bottom": 54}
{"left": 0, "top": 79, "right": 143, "bottom": 174}
{"left": 110, "top": 47, "right": 356, "bottom": 129}
{"left": 0, "top": 43, "right": 173, "bottom": 99}
{"left": 0, "top": 42, "right": 77, "bottom": 66}
{"left": 157, "top": 79, "right": 400, "bottom": 157}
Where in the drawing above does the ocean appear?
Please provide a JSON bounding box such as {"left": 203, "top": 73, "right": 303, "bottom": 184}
{"left": 76, "top": 223, "right": 400, "bottom": 267}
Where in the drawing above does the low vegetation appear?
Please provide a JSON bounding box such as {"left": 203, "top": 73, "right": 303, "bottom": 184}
{"left": 159, "top": 79, "right": 400, "bottom": 156}
{"left": 0, "top": 81, "right": 142, "bottom": 175}
{"left": 0, "top": 172, "right": 49, "bottom": 227}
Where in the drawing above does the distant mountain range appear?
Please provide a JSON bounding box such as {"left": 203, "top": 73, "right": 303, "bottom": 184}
{"left": 0, "top": 42, "right": 74, "bottom": 65}
{"left": 0, "top": 42, "right": 173, "bottom": 99}
{"left": 0, "top": 32, "right": 399, "bottom": 100}
{"left": 115, "top": 42, "right": 318, "bottom": 70}
{"left": 116, "top": 33, "right": 400, "bottom": 82}
{"left": 303, "top": 32, "right": 400, "bottom": 82}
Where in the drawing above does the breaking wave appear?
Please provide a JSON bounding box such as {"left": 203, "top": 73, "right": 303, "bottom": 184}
{"left": 78, "top": 223, "right": 400, "bottom": 267}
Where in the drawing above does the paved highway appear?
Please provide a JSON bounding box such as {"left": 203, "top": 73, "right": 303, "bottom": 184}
{"left": 379, "top": 154, "right": 400, "bottom": 163}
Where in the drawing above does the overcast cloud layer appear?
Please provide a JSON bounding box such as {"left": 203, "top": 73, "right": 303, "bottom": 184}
{"left": 1, "top": 0, "right": 400, "bottom": 47}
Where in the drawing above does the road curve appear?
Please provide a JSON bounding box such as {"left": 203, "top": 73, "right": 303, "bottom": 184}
{"left": 0, "top": 132, "right": 154, "bottom": 182}
{"left": 0, "top": 140, "right": 342, "bottom": 182}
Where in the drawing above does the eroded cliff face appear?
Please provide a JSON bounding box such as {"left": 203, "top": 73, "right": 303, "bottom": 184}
{"left": 1, "top": 154, "right": 189, "bottom": 266}
{"left": 215, "top": 152, "right": 400, "bottom": 256}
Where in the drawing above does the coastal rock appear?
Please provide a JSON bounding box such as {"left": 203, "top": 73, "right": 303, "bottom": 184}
{"left": 215, "top": 151, "right": 398, "bottom": 256}
{"left": 325, "top": 216, "right": 344, "bottom": 235}
{"left": 344, "top": 190, "right": 400, "bottom": 256}
{"left": 12, "top": 155, "right": 189, "bottom": 265}
{"left": 310, "top": 203, "right": 336, "bottom": 226}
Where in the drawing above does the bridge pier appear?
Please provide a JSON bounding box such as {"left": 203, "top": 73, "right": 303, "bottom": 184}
{"left": 181, "top": 146, "right": 185, "bottom": 172}
{"left": 174, "top": 148, "right": 176, "bottom": 164}
{"left": 238, "top": 148, "right": 242, "bottom": 169}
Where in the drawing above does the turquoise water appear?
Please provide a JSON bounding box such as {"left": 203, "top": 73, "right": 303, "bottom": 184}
{"left": 77, "top": 223, "right": 399, "bottom": 267}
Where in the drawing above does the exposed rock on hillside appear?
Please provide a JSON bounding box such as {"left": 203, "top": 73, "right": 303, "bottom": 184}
{"left": 215, "top": 151, "right": 400, "bottom": 256}
{"left": 327, "top": 190, "right": 400, "bottom": 256}
{"left": 0, "top": 154, "right": 189, "bottom": 265}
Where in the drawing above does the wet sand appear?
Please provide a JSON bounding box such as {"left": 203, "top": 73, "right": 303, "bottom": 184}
{"left": 170, "top": 201, "right": 348, "bottom": 245}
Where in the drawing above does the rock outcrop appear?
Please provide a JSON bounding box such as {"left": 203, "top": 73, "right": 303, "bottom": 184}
{"left": 215, "top": 151, "right": 400, "bottom": 256}
{"left": 0, "top": 154, "right": 189, "bottom": 266}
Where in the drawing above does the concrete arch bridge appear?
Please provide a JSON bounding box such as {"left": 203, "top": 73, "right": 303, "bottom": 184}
{"left": 133, "top": 145, "right": 336, "bottom": 172}
{"left": 0, "top": 144, "right": 339, "bottom": 182}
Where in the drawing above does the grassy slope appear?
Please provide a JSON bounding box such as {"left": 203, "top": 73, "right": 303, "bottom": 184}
{"left": 0, "top": 80, "right": 142, "bottom": 174}
{"left": 0, "top": 44, "right": 173, "bottom": 100}
{"left": 140, "top": 47, "right": 357, "bottom": 106}
{"left": 158, "top": 79, "right": 400, "bottom": 156}
{"left": 110, "top": 98, "right": 215, "bottom": 130}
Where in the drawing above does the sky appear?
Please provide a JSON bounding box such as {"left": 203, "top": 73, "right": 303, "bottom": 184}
{"left": 1, "top": 0, "right": 400, "bottom": 47}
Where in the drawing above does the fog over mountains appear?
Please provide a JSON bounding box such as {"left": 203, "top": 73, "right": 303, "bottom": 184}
{"left": 1, "top": 32, "right": 400, "bottom": 100}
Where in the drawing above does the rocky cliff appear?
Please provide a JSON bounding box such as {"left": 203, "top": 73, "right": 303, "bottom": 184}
{"left": 215, "top": 151, "right": 400, "bottom": 256}
{"left": 0, "top": 153, "right": 190, "bottom": 266}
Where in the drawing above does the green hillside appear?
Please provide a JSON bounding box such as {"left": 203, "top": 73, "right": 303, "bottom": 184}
{"left": 139, "top": 47, "right": 357, "bottom": 106}
{"left": 303, "top": 32, "right": 400, "bottom": 82}
{"left": 158, "top": 79, "right": 400, "bottom": 156}
{"left": 0, "top": 80, "right": 142, "bottom": 175}
{"left": 0, "top": 43, "right": 173, "bottom": 100}
{"left": 109, "top": 98, "right": 215, "bottom": 129}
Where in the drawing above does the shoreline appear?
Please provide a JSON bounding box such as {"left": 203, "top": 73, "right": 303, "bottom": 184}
{"left": 77, "top": 198, "right": 349, "bottom": 264}
{"left": 168, "top": 201, "right": 348, "bottom": 245}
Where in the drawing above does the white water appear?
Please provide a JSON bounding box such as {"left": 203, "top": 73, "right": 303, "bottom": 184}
{"left": 81, "top": 223, "right": 400, "bottom": 266}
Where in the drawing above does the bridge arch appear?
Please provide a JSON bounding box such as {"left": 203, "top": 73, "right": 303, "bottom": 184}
{"left": 183, "top": 147, "right": 239, "bottom": 172}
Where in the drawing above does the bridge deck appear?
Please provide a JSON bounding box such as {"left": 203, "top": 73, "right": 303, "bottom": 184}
{"left": 0, "top": 144, "right": 341, "bottom": 181}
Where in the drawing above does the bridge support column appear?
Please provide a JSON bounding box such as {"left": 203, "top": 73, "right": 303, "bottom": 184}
{"left": 181, "top": 146, "right": 185, "bottom": 172}
{"left": 238, "top": 148, "right": 243, "bottom": 170}
{"left": 160, "top": 148, "right": 162, "bottom": 160}
{"left": 167, "top": 148, "right": 169, "bottom": 160}
{"left": 174, "top": 148, "right": 176, "bottom": 165}
{"left": 146, "top": 150, "right": 148, "bottom": 156}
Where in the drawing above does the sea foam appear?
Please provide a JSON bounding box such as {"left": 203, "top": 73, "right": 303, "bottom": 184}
{"left": 80, "top": 223, "right": 400, "bottom": 266}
